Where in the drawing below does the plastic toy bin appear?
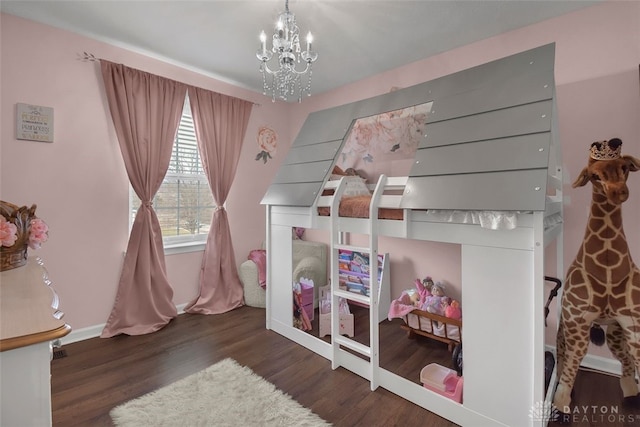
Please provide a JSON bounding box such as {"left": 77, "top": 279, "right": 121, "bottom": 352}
{"left": 420, "top": 363, "right": 463, "bottom": 403}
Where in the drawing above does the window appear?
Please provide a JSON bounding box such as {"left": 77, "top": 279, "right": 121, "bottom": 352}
{"left": 130, "top": 96, "right": 214, "bottom": 248}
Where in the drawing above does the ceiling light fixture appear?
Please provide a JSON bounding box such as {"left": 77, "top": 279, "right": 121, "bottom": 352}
{"left": 256, "top": 0, "right": 318, "bottom": 102}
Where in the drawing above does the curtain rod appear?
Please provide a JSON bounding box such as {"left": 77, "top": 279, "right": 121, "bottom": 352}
{"left": 78, "top": 52, "right": 261, "bottom": 107}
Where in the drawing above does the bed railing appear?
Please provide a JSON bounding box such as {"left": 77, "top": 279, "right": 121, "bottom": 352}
{"left": 316, "top": 175, "right": 409, "bottom": 212}
{"left": 372, "top": 175, "right": 408, "bottom": 209}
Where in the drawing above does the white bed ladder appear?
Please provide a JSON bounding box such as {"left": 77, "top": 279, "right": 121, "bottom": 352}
{"left": 329, "top": 175, "right": 388, "bottom": 391}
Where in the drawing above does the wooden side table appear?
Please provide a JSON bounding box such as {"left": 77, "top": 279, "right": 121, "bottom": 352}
{"left": 0, "top": 257, "right": 71, "bottom": 427}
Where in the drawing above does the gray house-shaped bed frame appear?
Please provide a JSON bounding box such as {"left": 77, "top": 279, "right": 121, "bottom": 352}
{"left": 261, "top": 44, "right": 563, "bottom": 427}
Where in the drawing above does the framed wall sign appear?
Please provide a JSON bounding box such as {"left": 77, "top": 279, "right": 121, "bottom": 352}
{"left": 16, "top": 103, "right": 54, "bottom": 142}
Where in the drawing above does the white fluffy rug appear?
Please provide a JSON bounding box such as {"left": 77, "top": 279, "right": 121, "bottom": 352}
{"left": 110, "top": 358, "right": 331, "bottom": 426}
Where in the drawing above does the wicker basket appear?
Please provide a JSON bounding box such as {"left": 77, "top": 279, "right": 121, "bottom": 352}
{"left": 0, "top": 201, "right": 37, "bottom": 272}
{"left": 0, "top": 244, "right": 28, "bottom": 271}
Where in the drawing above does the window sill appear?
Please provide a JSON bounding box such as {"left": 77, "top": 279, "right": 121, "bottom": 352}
{"left": 164, "top": 241, "right": 206, "bottom": 255}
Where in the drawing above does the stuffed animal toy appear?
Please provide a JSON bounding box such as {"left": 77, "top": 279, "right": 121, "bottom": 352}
{"left": 553, "top": 138, "right": 640, "bottom": 419}
{"left": 405, "top": 288, "right": 420, "bottom": 306}
{"left": 445, "top": 300, "right": 462, "bottom": 319}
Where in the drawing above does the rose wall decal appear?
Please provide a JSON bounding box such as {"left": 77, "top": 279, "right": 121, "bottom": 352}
{"left": 255, "top": 126, "right": 277, "bottom": 164}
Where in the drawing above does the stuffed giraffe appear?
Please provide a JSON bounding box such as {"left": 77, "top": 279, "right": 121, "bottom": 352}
{"left": 554, "top": 138, "right": 640, "bottom": 419}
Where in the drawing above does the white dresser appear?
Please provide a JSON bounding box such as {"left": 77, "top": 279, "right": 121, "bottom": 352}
{"left": 0, "top": 257, "right": 71, "bottom": 427}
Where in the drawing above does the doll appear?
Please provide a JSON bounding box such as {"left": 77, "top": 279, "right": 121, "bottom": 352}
{"left": 414, "top": 277, "right": 433, "bottom": 307}
{"left": 422, "top": 282, "right": 449, "bottom": 316}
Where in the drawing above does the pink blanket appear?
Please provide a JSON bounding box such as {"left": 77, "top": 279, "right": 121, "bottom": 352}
{"left": 248, "top": 249, "right": 267, "bottom": 289}
{"left": 387, "top": 291, "right": 417, "bottom": 320}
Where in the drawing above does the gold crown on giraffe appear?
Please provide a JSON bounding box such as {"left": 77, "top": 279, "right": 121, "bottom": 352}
{"left": 590, "top": 138, "right": 622, "bottom": 161}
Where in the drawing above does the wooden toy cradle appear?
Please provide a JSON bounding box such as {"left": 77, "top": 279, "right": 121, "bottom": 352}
{"left": 401, "top": 309, "right": 462, "bottom": 352}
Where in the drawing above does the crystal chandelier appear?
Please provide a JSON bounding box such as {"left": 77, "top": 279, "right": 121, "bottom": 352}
{"left": 256, "top": 0, "right": 318, "bottom": 102}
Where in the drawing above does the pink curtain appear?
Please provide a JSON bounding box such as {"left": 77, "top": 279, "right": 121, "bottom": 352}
{"left": 184, "top": 86, "right": 253, "bottom": 314}
{"left": 100, "top": 61, "right": 187, "bottom": 337}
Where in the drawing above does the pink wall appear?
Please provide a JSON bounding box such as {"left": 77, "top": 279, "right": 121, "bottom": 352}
{"left": 2, "top": 0, "right": 639, "bottom": 367}
{"left": 298, "top": 0, "right": 640, "bottom": 360}
{"left": 0, "top": 13, "right": 291, "bottom": 332}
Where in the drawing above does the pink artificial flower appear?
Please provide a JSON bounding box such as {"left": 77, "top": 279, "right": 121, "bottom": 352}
{"left": 0, "top": 215, "right": 18, "bottom": 247}
{"left": 28, "top": 218, "right": 48, "bottom": 249}
{"left": 294, "top": 227, "right": 305, "bottom": 239}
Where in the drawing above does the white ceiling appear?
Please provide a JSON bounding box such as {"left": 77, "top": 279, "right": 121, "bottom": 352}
{"left": 1, "top": 0, "right": 600, "bottom": 98}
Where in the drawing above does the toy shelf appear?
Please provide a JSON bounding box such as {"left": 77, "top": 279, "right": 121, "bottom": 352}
{"left": 338, "top": 250, "right": 389, "bottom": 315}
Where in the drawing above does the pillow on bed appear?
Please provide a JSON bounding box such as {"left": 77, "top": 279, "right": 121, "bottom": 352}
{"left": 341, "top": 176, "right": 371, "bottom": 197}
{"left": 330, "top": 165, "right": 351, "bottom": 180}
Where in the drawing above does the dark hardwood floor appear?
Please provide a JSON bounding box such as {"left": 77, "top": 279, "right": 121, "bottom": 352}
{"left": 51, "top": 305, "right": 639, "bottom": 427}
{"left": 548, "top": 368, "right": 640, "bottom": 427}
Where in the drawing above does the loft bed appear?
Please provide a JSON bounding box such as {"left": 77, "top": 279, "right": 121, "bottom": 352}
{"left": 316, "top": 167, "right": 562, "bottom": 233}
{"left": 261, "top": 44, "right": 563, "bottom": 427}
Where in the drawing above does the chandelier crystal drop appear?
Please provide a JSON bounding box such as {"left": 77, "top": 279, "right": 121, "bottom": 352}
{"left": 256, "top": 0, "right": 318, "bottom": 102}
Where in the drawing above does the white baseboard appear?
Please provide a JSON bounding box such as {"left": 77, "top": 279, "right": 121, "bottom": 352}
{"left": 60, "top": 303, "right": 188, "bottom": 345}
{"left": 61, "top": 323, "right": 105, "bottom": 345}
{"left": 580, "top": 353, "right": 621, "bottom": 376}
{"left": 546, "top": 345, "right": 621, "bottom": 377}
